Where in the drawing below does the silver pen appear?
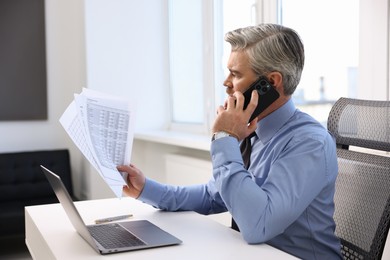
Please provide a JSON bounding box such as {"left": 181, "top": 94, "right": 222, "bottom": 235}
{"left": 95, "top": 214, "right": 133, "bottom": 224}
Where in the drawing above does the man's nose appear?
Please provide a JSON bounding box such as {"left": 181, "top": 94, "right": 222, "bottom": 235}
{"left": 223, "top": 77, "right": 232, "bottom": 87}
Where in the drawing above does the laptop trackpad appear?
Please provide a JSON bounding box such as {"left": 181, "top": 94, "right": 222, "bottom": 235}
{"left": 120, "top": 220, "right": 182, "bottom": 245}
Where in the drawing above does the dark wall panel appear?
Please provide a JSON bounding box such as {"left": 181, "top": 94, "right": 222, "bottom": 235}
{"left": 0, "top": 0, "right": 47, "bottom": 120}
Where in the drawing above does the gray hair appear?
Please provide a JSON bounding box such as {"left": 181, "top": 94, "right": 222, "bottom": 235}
{"left": 225, "top": 24, "right": 305, "bottom": 95}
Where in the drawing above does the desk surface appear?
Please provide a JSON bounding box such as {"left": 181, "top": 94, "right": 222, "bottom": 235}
{"left": 25, "top": 198, "right": 297, "bottom": 259}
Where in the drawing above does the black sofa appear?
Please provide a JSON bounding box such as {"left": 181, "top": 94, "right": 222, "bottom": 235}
{"left": 0, "top": 149, "right": 74, "bottom": 237}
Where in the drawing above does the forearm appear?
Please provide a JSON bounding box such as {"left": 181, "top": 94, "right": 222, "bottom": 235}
{"left": 137, "top": 178, "right": 225, "bottom": 215}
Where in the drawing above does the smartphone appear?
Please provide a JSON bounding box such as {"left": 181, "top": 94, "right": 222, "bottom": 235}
{"left": 242, "top": 76, "right": 280, "bottom": 122}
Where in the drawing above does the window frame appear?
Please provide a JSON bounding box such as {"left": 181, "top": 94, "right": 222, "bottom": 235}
{"left": 168, "top": 0, "right": 216, "bottom": 135}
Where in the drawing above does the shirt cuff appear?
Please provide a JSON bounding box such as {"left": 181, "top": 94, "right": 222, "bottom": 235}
{"left": 210, "top": 136, "right": 242, "bottom": 168}
{"left": 137, "top": 178, "right": 166, "bottom": 207}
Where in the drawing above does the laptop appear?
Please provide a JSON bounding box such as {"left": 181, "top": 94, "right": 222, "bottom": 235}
{"left": 40, "top": 165, "right": 182, "bottom": 255}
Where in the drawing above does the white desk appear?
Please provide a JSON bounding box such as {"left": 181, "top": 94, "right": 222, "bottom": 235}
{"left": 25, "top": 198, "right": 297, "bottom": 259}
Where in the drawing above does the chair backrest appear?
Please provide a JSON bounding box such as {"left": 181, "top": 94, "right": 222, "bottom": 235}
{"left": 327, "top": 97, "right": 390, "bottom": 259}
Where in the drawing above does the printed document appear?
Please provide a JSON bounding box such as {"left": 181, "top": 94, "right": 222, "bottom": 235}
{"left": 60, "top": 88, "right": 136, "bottom": 198}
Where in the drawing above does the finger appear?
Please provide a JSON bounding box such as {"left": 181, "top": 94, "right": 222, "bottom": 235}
{"left": 223, "top": 99, "right": 228, "bottom": 109}
{"left": 117, "top": 165, "right": 130, "bottom": 172}
{"left": 233, "top": 91, "right": 245, "bottom": 110}
{"left": 250, "top": 89, "right": 259, "bottom": 104}
{"left": 117, "top": 165, "right": 137, "bottom": 176}
{"left": 122, "top": 185, "right": 133, "bottom": 197}
{"left": 244, "top": 90, "right": 259, "bottom": 115}
{"left": 225, "top": 95, "right": 237, "bottom": 110}
{"left": 216, "top": 105, "right": 225, "bottom": 115}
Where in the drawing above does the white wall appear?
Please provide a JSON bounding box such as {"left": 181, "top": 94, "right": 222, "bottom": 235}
{"left": 84, "top": 0, "right": 170, "bottom": 131}
{"left": 84, "top": 0, "right": 172, "bottom": 198}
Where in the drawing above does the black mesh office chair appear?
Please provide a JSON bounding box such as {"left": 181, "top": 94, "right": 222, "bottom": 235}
{"left": 327, "top": 97, "right": 390, "bottom": 259}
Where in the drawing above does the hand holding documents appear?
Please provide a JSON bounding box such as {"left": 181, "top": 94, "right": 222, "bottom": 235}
{"left": 60, "top": 88, "right": 136, "bottom": 198}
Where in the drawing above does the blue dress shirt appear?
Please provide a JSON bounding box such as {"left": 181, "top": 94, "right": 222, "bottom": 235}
{"left": 138, "top": 99, "right": 342, "bottom": 259}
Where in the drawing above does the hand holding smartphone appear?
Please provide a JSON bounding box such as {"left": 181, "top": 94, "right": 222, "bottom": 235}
{"left": 242, "top": 76, "right": 280, "bottom": 122}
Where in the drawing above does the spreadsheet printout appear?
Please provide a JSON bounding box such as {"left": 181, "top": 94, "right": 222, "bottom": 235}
{"left": 60, "top": 88, "right": 136, "bottom": 198}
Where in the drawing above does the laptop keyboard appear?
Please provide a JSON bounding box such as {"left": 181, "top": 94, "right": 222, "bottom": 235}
{"left": 88, "top": 223, "right": 146, "bottom": 249}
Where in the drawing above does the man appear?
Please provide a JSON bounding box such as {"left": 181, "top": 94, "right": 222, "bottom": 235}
{"left": 117, "top": 24, "right": 342, "bottom": 259}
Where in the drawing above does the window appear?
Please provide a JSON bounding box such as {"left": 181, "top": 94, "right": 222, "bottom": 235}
{"left": 168, "top": 0, "right": 203, "bottom": 125}
{"left": 168, "top": 0, "right": 388, "bottom": 133}
{"left": 279, "top": 0, "right": 359, "bottom": 124}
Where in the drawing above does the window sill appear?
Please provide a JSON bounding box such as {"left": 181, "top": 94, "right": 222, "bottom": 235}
{"left": 134, "top": 130, "right": 211, "bottom": 152}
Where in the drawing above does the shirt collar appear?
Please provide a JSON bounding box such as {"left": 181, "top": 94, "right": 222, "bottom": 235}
{"left": 255, "top": 98, "right": 296, "bottom": 144}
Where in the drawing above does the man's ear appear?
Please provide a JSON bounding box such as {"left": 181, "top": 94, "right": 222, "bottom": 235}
{"left": 267, "top": 72, "right": 282, "bottom": 87}
{"left": 267, "top": 72, "right": 284, "bottom": 95}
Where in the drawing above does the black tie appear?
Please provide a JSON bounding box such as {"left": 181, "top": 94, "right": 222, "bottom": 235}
{"left": 231, "top": 132, "right": 256, "bottom": 232}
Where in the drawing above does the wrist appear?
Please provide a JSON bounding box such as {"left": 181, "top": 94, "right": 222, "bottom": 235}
{"left": 211, "top": 131, "right": 238, "bottom": 141}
